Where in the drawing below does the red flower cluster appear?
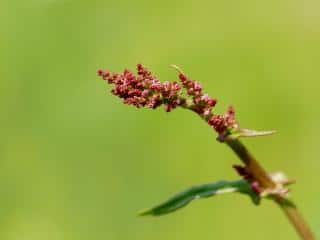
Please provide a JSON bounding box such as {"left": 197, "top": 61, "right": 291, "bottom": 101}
{"left": 97, "top": 64, "right": 238, "bottom": 136}
{"left": 208, "top": 106, "right": 238, "bottom": 133}
{"left": 98, "top": 64, "right": 183, "bottom": 111}
{"left": 178, "top": 72, "right": 217, "bottom": 117}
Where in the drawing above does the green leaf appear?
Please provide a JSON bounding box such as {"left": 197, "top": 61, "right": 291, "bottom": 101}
{"left": 139, "top": 180, "right": 260, "bottom": 216}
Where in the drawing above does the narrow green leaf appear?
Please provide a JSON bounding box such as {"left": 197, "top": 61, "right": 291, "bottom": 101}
{"left": 139, "top": 180, "right": 260, "bottom": 216}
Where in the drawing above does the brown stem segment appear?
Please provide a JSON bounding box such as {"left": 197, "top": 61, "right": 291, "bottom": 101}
{"left": 275, "top": 198, "right": 316, "bottom": 240}
{"left": 225, "top": 139, "right": 276, "bottom": 188}
{"left": 225, "top": 139, "right": 315, "bottom": 240}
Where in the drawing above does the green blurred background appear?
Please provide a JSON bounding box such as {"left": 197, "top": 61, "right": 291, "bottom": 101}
{"left": 1, "top": 0, "right": 319, "bottom": 239}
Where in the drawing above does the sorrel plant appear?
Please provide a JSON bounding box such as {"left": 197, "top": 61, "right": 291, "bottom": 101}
{"left": 97, "top": 64, "right": 315, "bottom": 240}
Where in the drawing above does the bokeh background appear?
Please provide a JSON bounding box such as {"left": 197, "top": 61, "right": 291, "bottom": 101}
{"left": 2, "top": 0, "right": 319, "bottom": 239}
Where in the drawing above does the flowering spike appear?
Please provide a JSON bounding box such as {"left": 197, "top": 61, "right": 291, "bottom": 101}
{"left": 97, "top": 64, "right": 239, "bottom": 137}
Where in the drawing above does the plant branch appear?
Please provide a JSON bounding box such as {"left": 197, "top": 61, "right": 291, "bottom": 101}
{"left": 98, "top": 64, "right": 316, "bottom": 240}
{"left": 225, "top": 139, "right": 315, "bottom": 240}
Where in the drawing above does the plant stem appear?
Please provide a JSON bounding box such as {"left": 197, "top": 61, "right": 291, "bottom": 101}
{"left": 225, "top": 139, "right": 315, "bottom": 240}
{"left": 225, "top": 139, "right": 275, "bottom": 189}
{"left": 275, "top": 198, "right": 316, "bottom": 240}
